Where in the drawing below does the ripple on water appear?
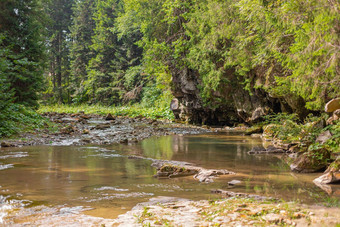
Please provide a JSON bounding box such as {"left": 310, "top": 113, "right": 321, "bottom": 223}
{"left": 94, "top": 186, "right": 129, "bottom": 192}
{"left": 51, "top": 139, "right": 81, "bottom": 146}
{"left": 81, "top": 192, "right": 154, "bottom": 202}
{"left": 0, "top": 195, "right": 31, "bottom": 224}
{"left": 87, "top": 153, "right": 123, "bottom": 158}
{"left": 0, "top": 164, "right": 14, "bottom": 170}
{"left": 0, "top": 152, "right": 28, "bottom": 159}
{"left": 136, "top": 184, "right": 183, "bottom": 191}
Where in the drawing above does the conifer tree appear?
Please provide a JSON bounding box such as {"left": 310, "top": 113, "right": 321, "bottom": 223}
{"left": 0, "top": 0, "right": 46, "bottom": 107}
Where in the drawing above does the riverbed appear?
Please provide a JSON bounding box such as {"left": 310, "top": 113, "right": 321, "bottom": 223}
{"left": 0, "top": 132, "right": 339, "bottom": 225}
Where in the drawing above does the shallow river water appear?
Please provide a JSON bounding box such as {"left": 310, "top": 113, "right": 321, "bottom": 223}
{"left": 0, "top": 132, "right": 339, "bottom": 225}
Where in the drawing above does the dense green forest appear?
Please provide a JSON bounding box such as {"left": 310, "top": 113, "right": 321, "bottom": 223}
{"left": 0, "top": 0, "right": 339, "bottom": 136}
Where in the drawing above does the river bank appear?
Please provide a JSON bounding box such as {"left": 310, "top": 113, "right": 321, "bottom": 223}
{"left": 0, "top": 112, "right": 210, "bottom": 147}
{"left": 0, "top": 110, "right": 339, "bottom": 226}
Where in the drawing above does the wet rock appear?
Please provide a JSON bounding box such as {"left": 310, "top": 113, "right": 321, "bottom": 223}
{"left": 313, "top": 157, "right": 340, "bottom": 184}
{"left": 228, "top": 180, "right": 241, "bottom": 186}
{"left": 245, "top": 125, "right": 263, "bottom": 135}
{"left": 82, "top": 129, "right": 90, "bottom": 134}
{"left": 105, "top": 113, "right": 115, "bottom": 121}
{"left": 194, "top": 169, "right": 232, "bottom": 183}
{"left": 60, "top": 125, "right": 75, "bottom": 134}
{"left": 266, "top": 145, "right": 285, "bottom": 153}
{"left": 94, "top": 123, "right": 110, "bottom": 130}
{"left": 315, "top": 130, "right": 332, "bottom": 145}
{"left": 81, "top": 138, "right": 91, "bottom": 143}
{"left": 157, "top": 165, "right": 199, "bottom": 178}
{"left": 119, "top": 139, "right": 128, "bottom": 144}
{"left": 0, "top": 141, "right": 15, "bottom": 147}
{"left": 152, "top": 160, "right": 234, "bottom": 183}
{"left": 290, "top": 150, "right": 330, "bottom": 173}
{"left": 325, "top": 98, "right": 340, "bottom": 113}
{"left": 248, "top": 146, "right": 266, "bottom": 154}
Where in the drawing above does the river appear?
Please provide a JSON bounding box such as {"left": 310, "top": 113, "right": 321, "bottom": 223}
{"left": 0, "top": 132, "right": 339, "bottom": 225}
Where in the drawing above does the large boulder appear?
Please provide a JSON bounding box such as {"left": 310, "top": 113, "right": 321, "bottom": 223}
{"left": 290, "top": 149, "right": 330, "bottom": 173}
{"left": 313, "top": 157, "right": 340, "bottom": 184}
{"left": 325, "top": 98, "right": 340, "bottom": 113}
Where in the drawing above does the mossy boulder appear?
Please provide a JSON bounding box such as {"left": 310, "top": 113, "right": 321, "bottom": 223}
{"left": 290, "top": 149, "right": 330, "bottom": 173}
{"left": 156, "top": 164, "right": 198, "bottom": 178}
{"left": 245, "top": 125, "right": 263, "bottom": 135}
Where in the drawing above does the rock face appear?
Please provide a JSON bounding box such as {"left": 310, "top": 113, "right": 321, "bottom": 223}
{"left": 325, "top": 98, "right": 340, "bottom": 113}
{"left": 169, "top": 66, "right": 309, "bottom": 125}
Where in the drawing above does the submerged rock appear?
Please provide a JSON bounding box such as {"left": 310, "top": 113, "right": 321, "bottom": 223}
{"left": 248, "top": 145, "right": 286, "bottom": 155}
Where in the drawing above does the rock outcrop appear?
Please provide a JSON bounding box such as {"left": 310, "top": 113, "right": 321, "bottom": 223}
{"left": 169, "top": 66, "right": 310, "bottom": 125}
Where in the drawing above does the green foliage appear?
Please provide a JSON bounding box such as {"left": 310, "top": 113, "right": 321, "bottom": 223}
{"left": 0, "top": 104, "right": 49, "bottom": 138}
{"left": 264, "top": 113, "right": 339, "bottom": 155}
{"left": 120, "top": 0, "right": 339, "bottom": 111}
{"left": 38, "top": 104, "right": 174, "bottom": 121}
{"left": 0, "top": 0, "right": 46, "bottom": 107}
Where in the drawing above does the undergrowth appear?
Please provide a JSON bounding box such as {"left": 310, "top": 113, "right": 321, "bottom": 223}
{"left": 0, "top": 104, "right": 51, "bottom": 138}
{"left": 263, "top": 113, "right": 340, "bottom": 154}
{"left": 38, "top": 104, "right": 175, "bottom": 121}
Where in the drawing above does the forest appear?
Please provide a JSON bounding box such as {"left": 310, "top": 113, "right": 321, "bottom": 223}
{"left": 0, "top": 0, "right": 340, "bottom": 225}
{"left": 1, "top": 0, "right": 339, "bottom": 132}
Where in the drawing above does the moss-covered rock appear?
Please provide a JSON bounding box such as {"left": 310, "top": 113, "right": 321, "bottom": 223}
{"left": 290, "top": 149, "right": 330, "bottom": 173}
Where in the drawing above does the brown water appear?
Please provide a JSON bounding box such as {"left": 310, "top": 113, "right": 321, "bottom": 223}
{"left": 0, "top": 133, "right": 339, "bottom": 225}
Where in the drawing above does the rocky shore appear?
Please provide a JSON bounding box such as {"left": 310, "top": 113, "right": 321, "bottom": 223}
{"left": 0, "top": 112, "right": 210, "bottom": 147}
{"left": 114, "top": 196, "right": 339, "bottom": 226}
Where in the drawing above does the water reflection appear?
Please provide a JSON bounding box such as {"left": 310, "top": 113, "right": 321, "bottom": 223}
{"left": 0, "top": 132, "right": 339, "bottom": 224}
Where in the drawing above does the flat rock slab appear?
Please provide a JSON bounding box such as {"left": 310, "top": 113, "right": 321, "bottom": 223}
{"left": 148, "top": 158, "right": 235, "bottom": 183}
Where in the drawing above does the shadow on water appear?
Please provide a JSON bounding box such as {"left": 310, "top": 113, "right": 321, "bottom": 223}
{"left": 0, "top": 132, "right": 339, "bottom": 224}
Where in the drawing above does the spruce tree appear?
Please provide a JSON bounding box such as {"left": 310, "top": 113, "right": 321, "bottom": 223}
{"left": 0, "top": 0, "right": 46, "bottom": 107}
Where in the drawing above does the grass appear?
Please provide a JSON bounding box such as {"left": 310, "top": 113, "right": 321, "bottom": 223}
{"left": 38, "top": 104, "right": 175, "bottom": 120}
